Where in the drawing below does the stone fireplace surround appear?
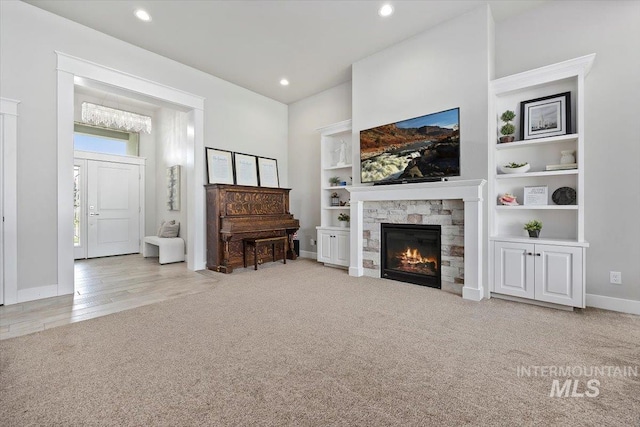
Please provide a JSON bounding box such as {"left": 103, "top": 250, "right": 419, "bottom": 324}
{"left": 363, "top": 200, "right": 463, "bottom": 288}
{"left": 347, "top": 180, "right": 486, "bottom": 301}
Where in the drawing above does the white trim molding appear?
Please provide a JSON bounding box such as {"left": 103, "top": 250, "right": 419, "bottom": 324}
{"left": 56, "top": 52, "right": 205, "bottom": 110}
{"left": 490, "top": 54, "right": 595, "bottom": 95}
{"left": 347, "top": 179, "right": 487, "bottom": 301}
{"left": 1, "top": 97, "right": 20, "bottom": 305}
{"left": 56, "top": 52, "right": 206, "bottom": 301}
{"left": 586, "top": 294, "right": 640, "bottom": 316}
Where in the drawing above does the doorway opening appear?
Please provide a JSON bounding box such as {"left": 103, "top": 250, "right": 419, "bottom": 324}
{"left": 57, "top": 52, "right": 206, "bottom": 300}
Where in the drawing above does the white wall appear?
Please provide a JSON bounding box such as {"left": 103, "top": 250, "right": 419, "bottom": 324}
{"left": 288, "top": 82, "right": 352, "bottom": 255}
{"left": 352, "top": 5, "right": 493, "bottom": 285}
{"left": 495, "top": 0, "right": 640, "bottom": 301}
{"left": 353, "top": 5, "right": 492, "bottom": 181}
{"left": 0, "top": 0, "right": 287, "bottom": 292}
{"left": 155, "top": 108, "right": 188, "bottom": 244}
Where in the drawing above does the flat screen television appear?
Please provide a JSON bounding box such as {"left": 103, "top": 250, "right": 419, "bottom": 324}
{"left": 360, "top": 107, "right": 460, "bottom": 184}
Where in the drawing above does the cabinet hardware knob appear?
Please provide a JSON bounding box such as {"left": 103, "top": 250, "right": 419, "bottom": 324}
{"left": 526, "top": 252, "right": 533, "bottom": 256}
{"left": 535, "top": 253, "right": 541, "bottom": 256}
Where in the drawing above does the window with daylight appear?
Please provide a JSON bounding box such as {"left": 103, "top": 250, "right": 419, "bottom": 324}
{"left": 73, "top": 123, "right": 140, "bottom": 156}
{"left": 74, "top": 165, "right": 81, "bottom": 247}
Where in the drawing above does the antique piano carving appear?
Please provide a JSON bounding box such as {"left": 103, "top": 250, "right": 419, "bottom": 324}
{"left": 205, "top": 184, "right": 299, "bottom": 273}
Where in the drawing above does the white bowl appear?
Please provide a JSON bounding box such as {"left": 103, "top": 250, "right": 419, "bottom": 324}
{"left": 500, "top": 163, "right": 530, "bottom": 174}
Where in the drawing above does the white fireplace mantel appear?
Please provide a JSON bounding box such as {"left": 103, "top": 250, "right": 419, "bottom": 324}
{"left": 347, "top": 179, "right": 487, "bottom": 301}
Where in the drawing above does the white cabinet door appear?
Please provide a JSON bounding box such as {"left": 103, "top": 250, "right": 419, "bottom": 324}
{"left": 535, "top": 244, "right": 583, "bottom": 307}
{"left": 317, "top": 228, "right": 350, "bottom": 267}
{"left": 494, "top": 241, "right": 535, "bottom": 299}
{"left": 334, "top": 231, "right": 350, "bottom": 267}
{"left": 317, "top": 229, "right": 333, "bottom": 263}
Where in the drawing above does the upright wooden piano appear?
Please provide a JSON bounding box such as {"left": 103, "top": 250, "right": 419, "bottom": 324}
{"left": 205, "top": 184, "right": 299, "bottom": 273}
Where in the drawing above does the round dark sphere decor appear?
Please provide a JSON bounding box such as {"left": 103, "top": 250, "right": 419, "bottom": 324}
{"left": 552, "top": 187, "right": 577, "bottom": 205}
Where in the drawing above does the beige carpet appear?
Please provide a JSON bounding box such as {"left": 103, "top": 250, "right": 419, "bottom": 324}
{"left": 1, "top": 259, "right": 639, "bottom": 426}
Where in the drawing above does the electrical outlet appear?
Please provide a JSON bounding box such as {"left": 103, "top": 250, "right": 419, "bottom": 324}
{"left": 310, "top": 238, "right": 316, "bottom": 246}
{"left": 610, "top": 271, "right": 622, "bottom": 285}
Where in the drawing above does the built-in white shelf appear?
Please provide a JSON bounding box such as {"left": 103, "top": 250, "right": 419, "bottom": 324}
{"left": 496, "top": 169, "right": 578, "bottom": 179}
{"left": 490, "top": 235, "right": 589, "bottom": 248}
{"left": 318, "top": 226, "right": 350, "bottom": 231}
{"left": 488, "top": 54, "right": 595, "bottom": 308}
{"left": 496, "top": 133, "right": 578, "bottom": 150}
{"left": 495, "top": 205, "right": 578, "bottom": 210}
{"left": 324, "top": 164, "right": 353, "bottom": 170}
{"left": 317, "top": 119, "right": 353, "bottom": 269}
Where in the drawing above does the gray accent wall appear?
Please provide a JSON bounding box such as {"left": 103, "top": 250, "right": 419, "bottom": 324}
{"left": 495, "top": 0, "right": 640, "bottom": 301}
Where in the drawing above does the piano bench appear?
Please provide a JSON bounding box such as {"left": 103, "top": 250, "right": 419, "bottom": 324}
{"left": 143, "top": 236, "right": 185, "bottom": 264}
{"left": 243, "top": 236, "right": 288, "bottom": 270}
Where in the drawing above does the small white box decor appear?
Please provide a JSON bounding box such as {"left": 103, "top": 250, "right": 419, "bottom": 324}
{"left": 524, "top": 185, "right": 548, "bottom": 206}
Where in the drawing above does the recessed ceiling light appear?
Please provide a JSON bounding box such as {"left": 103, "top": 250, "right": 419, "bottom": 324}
{"left": 280, "top": 78, "right": 290, "bottom": 86}
{"left": 378, "top": 4, "right": 394, "bottom": 17}
{"left": 134, "top": 9, "right": 152, "bottom": 22}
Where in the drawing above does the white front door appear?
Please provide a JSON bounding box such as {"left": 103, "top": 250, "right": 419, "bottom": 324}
{"left": 87, "top": 160, "right": 140, "bottom": 258}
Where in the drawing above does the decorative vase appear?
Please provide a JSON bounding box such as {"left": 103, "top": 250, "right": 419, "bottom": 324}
{"left": 560, "top": 150, "right": 575, "bottom": 164}
{"left": 499, "top": 135, "right": 515, "bottom": 143}
{"left": 340, "top": 221, "right": 348, "bottom": 228}
{"left": 528, "top": 230, "right": 540, "bottom": 238}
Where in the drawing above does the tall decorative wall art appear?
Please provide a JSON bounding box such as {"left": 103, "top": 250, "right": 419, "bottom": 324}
{"left": 167, "top": 165, "right": 180, "bottom": 211}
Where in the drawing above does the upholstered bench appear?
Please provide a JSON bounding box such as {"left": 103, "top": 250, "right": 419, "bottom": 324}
{"left": 143, "top": 236, "right": 185, "bottom": 264}
{"left": 243, "top": 236, "right": 288, "bottom": 270}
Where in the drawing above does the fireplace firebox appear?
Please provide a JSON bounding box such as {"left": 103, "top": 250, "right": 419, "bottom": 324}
{"left": 381, "top": 223, "right": 441, "bottom": 289}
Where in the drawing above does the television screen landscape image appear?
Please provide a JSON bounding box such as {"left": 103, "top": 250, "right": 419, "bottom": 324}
{"left": 360, "top": 108, "right": 460, "bottom": 184}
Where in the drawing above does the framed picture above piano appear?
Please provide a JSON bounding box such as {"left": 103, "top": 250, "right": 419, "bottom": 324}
{"left": 233, "top": 152, "right": 259, "bottom": 186}
{"left": 257, "top": 157, "right": 279, "bottom": 188}
{"left": 206, "top": 148, "right": 235, "bottom": 185}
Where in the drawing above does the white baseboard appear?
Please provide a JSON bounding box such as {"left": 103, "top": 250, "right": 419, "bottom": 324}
{"left": 299, "top": 250, "right": 316, "bottom": 259}
{"left": 462, "top": 285, "right": 484, "bottom": 302}
{"left": 349, "top": 266, "right": 364, "bottom": 277}
{"left": 491, "top": 293, "right": 574, "bottom": 311}
{"left": 17, "top": 284, "right": 59, "bottom": 303}
{"left": 586, "top": 294, "right": 640, "bottom": 315}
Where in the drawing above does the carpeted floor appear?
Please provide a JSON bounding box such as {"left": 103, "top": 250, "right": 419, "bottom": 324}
{"left": 1, "top": 259, "right": 639, "bottom": 426}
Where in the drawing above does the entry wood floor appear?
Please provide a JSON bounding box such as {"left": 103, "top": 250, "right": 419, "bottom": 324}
{"left": 0, "top": 255, "right": 216, "bottom": 340}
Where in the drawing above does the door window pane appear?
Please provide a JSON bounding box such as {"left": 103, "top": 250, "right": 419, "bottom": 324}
{"left": 74, "top": 123, "right": 139, "bottom": 156}
{"left": 74, "top": 134, "right": 128, "bottom": 156}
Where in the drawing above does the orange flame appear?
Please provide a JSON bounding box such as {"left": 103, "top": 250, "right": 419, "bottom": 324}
{"left": 399, "top": 247, "right": 437, "bottom": 268}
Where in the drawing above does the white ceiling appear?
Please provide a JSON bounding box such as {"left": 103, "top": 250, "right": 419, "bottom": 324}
{"left": 25, "top": 0, "right": 548, "bottom": 105}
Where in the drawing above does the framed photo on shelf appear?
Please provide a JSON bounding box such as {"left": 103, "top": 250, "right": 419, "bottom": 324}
{"left": 524, "top": 185, "right": 548, "bottom": 206}
{"left": 520, "top": 92, "right": 571, "bottom": 140}
{"left": 206, "top": 148, "right": 234, "bottom": 184}
{"left": 233, "top": 152, "right": 259, "bottom": 186}
{"left": 257, "top": 156, "right": 279, "bottom": 188}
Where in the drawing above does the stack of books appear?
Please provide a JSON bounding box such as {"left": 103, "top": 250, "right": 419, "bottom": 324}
{"left": 545, "top": 163, "right": 577, "bottom": 171}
